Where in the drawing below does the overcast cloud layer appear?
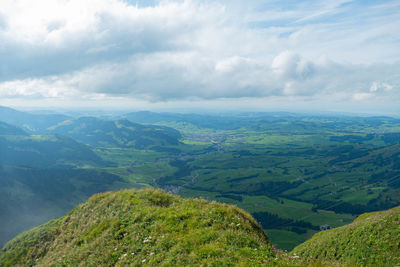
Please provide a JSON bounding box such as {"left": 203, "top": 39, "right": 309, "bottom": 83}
{"left": 0, "top": 0, "right": 399, "bottom": 113}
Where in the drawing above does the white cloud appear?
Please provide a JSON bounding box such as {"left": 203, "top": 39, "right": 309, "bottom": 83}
{"left": 0, "top": 0, "right": 399, "bottom": 112}
{"left": 271, "top": 51, "right": 314, "bottom": 81}
{"left": 370, "top": 82, "right": 393, "bottom": 92}
{"left": 353, "top": 92, "right": 374, "bottom": 101}
{"left": 0, "top": 77, "right": 79, "bottom": 98}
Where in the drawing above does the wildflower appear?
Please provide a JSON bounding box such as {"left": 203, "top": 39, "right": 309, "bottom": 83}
{"left": 142, "top": 259, "right": 146, "bottom": 263}
{"left": 149, "top": 252, "right": 155, "bottom": 256}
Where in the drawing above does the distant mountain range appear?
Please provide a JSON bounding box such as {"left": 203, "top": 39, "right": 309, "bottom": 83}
{"left": 123, "top": 110, "right": 400, "bottom": 132}
{"left": 0, "top": 106, "right": 70, "bottom": 132}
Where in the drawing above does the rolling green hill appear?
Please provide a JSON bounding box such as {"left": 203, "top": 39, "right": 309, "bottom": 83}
{"left": 1, "top": 107, "right": 400, "bottom": 254}
{"left": 0, "top": 189, "right": 278, "bottom": 266}
{"left": 292, "top": 205, "right": 400, "bottom": 266}
{"left": 1, "top": 188, "right": 398, "bottom": 266}
{"left": 48, "top": 117, "right": 181, "bottom": 149}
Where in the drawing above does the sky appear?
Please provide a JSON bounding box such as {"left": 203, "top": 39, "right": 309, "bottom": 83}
{"left": 0, "top": 0, "right": 399, "bottom": 114}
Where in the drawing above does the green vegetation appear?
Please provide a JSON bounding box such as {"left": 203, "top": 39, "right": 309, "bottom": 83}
{"left": 147, "top": 138, "right": 399, "bottom": 249}
{"left": 0, "top": 189, "right": 278, "bottom": 266}
{"left": 1, "top": 189, "right": 398, "bottom": 266}
{"left": 1, "top": 107, "right": 400, "bottom": 252}
{"left": 292, "top": 205, "right": 400, "bottom": 266}
{"left": 48, "top": 117, "right": 181, "bottom": 149}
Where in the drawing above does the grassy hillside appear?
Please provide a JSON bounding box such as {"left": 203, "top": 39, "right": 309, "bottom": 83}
{"left": 1, "top": 188, "right": 398, "bottom": 266}
{"left": 2, "top": 107, "right": 400, "bottom": 253}
{"left": 48, "top": 117, "right": 181, "bottom": 149}
{"left": 292, "top": 205, "right": 400, "bottom": 266}
{"left": 0, "top": 189, "right": 279, "bottom": 266}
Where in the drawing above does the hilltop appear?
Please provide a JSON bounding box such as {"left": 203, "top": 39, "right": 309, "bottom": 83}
{"left": 292, "top": 205, "right": 400, "bottom": 266}
{"left": 0, "top": 189, "right": 276, "bottom": 266}
{"left": 1, "top": 188, "right": 399, "bottom": 266}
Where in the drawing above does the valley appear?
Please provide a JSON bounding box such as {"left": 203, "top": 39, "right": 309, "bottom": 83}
{"left": 1, "top": 106, "right": 400, "bottom": 250}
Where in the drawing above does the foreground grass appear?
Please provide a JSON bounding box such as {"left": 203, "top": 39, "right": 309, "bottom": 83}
{"left": 1, "top": 188, "right": 398, "bottom": 266}
{"left": 292, "top": 205, "right": 400, "bottom": 266}
{"left": 0, "top": 189, "right": 294, "bottom": 266}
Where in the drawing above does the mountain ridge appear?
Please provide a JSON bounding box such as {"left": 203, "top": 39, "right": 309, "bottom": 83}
{"left": 47, "top": 117, "right": 182, "bottom": 149}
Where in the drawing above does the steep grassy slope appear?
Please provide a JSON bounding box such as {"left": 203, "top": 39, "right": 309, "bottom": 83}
{"left": 292, "top": 205, "right": 400, "bottom": 266}
{"left": 0, "top": 189, "right": 278, "bottom": 266}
